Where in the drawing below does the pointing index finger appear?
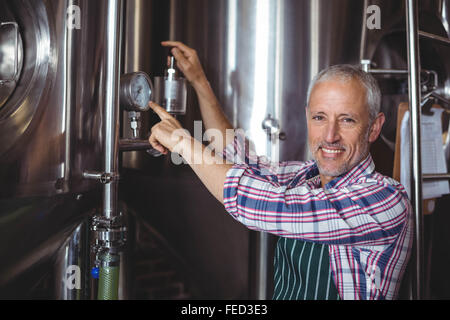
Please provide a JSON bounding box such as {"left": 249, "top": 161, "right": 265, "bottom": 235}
{"left": 149, "top": 101, "right": 172, "bottom": 120}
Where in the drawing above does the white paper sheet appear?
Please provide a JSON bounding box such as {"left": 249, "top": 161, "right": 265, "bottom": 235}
{"left": 400, "top": 108, "right": 450, "bottom": 200}
{"left": 400, "top": 111, "right": 411, "bottom": 198}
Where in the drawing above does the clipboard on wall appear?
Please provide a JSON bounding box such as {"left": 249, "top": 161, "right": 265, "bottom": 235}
{"left": 393, "top": 103, "right": 450, "bottom": 215}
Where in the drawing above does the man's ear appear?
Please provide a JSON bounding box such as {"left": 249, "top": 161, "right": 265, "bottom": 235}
{"left": 368, "top": 112, "right": 385, "bottom": 143}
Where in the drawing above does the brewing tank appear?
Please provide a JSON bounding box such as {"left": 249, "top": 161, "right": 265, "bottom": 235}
{"left": 120, "top": 0, "right": 370, "bottom": 299}
{"left": 0, "top": 0, "right": 120, "bottom": 295}
{"left": 123, "top": 0, "right": 369, "bottom": 166}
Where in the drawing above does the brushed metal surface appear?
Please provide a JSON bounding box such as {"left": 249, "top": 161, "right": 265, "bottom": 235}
{"left": 123, "top": 0, "right": 368, "bottom": 165}
{"left": 0, "top": 0, "right": 51, "bottom": 171}
{"left": 0, "top": 3, "right": 23, "bottom": 106}
{"left": 54, "top": 220, "right": 89, "bottom": 300}
{"left": 0, "top": 191, "right": 100, "bottom": 294}
{"left": 0, "top": 0, "right": 123, "bottom": 292}
{"left": 0, "top": 0, "right": 124, "bottom": 198}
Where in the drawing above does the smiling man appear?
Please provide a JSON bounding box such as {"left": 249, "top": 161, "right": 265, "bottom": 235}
{"left": 149, "top": 42, "right": 413, "bottom": 300}
{"left": 306, "top": 67, "right": 385, "bottom": 187}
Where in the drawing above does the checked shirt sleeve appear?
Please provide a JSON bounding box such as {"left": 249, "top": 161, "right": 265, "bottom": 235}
{"left": 220, "top": 129, "right": 310, "bottom": 185}
{"left": 223, "top": 165, "right": 410, "bottom": 248}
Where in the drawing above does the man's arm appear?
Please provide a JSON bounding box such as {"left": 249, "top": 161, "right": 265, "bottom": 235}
{"left": 148, "top": 102, "right": 232, "bottom": 203}
{"left": 161, "top": 41, "right": 234, "bottom": 151}
{"left": 148, "top": 103, "right": 408, "bottom": 250}
{"left": 148, "top": 101, "right": 311, "bottom": 204}
{"left": 178, "top": 136, "right": 232, "bottom": 204}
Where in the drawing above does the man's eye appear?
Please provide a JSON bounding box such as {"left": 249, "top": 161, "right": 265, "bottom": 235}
{"left": 312, "top": 115, "right": 324, "bottom": 121}
{"left": 342, "top": 118, "right": 355, "bottom": 123}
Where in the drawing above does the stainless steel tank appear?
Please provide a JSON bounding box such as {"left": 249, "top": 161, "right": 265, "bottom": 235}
{"left": 0, "top": 0, "right": 120, "bottom": 296}
{"left": 0, "top": 0, "right": 112, "bottom": 198}
{"left": 120, "top": 0, "right": 371, "bottom": 299}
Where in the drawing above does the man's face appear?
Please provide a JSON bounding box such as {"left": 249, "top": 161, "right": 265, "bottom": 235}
{"left": 306, "top": 78, "right": 384, "bottom": 185}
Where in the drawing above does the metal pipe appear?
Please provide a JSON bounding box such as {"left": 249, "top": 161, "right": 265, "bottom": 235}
{"left": 256, "top": 233, "right": 269, "bottom": 300}
{"left": 103, "top": 0, "right": 123, "bottom": 220}
{"left": 83, "top": 172, "right": 103, "bottom": 181}
{"left": 428, "top": 92, "right": 450, "bottom": 107}
{"left": 418, "top": 30, "right": 450, "bottom": 46}
{"left": 361, "top": 60, "right": 436, "bottom": 78}
{"left": 94, "top": 0, "right": 124, "bottom": 301}
{"left": 119, "top": 139, "right": 152, "bottom": 152}
{"left": 63, "top": 0, "right": 75, "bottom": 194}
{"left": 406, "top": 0, "right": 424, "bottom": 300}
{"left": 423, "top": 173, "right": 450, "bottom": 180}
{"left": 366, "top": 69, "right": 409, "bottom": 74}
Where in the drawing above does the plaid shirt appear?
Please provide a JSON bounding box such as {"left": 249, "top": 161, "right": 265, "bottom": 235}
{"left": 222, "top": 131, "right": 413, "bottom": 300}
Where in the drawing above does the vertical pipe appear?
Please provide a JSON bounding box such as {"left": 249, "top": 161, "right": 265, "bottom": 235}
{"left": 103, "top": 0, "right": 123, "bottom": 220}
{"left": 359, "top": 0, "right": 369, "bottom": 61}
{"left": 96, "top": 0, "right": 123, "bottom": 301}
{"left": 405, "top": 0, "right": 424, "bottom": 300}
{"left": 169, "top": 0, "right": 177, "bottom": 40}
{"left": 256, "top": 233, "right": 269, "bottom": 300}
{"left": 63, "top": 0, "right": 72, "bottom": 188}
{"left": 125, "top": 0, "right": 143, "bottom": 73}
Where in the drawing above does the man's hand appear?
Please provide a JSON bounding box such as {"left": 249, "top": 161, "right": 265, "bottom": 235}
{"left": 161, "top": 41, "right": 233, "bottom": 151}
{"left": 161, "top": 41, "right": 207, "bottom": 86}
{"left": 152, "top": 41, "right": 233, "bottom": 204}
{"left": 148, "top": 101, "right": 191, "bottom": 155}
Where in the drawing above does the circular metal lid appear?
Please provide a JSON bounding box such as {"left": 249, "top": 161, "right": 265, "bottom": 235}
{"left": 0, "top": 2, "right": 23, "bottom": 110}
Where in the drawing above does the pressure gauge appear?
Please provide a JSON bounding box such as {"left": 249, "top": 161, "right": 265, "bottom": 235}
{"left": 120, "top": 72, "right": 153, "bottom": 112}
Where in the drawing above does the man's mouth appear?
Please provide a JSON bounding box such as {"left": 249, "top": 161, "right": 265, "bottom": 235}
{"left": 319, "top": 146, "right": 346, "bottom": 157}
{"left": 321, "top": 147, "right": 344, "bottom": 154}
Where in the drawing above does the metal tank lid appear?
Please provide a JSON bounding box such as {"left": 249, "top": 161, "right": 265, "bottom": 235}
{"left": 0, "top": 1, "right": 23, "bottom": 110}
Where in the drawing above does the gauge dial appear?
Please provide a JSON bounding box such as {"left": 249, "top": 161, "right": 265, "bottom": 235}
{"left": 120, "top": 72, "right": 153, "bottom": 112}
{"left": 131, "top": 73, "right": 151, "bottom": 110}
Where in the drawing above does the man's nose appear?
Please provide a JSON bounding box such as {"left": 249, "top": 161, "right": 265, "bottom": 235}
{"left": 324, "top": 121, "right": 341, "bottom": 143}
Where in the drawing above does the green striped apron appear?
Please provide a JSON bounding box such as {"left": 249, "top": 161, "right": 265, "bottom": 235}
{"left": 273, "top": 237, "right": 340, "bottom": 300}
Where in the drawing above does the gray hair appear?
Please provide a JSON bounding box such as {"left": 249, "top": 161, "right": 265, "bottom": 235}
{"left": 306, "top": 64, "right": 381, "bottom": 123}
